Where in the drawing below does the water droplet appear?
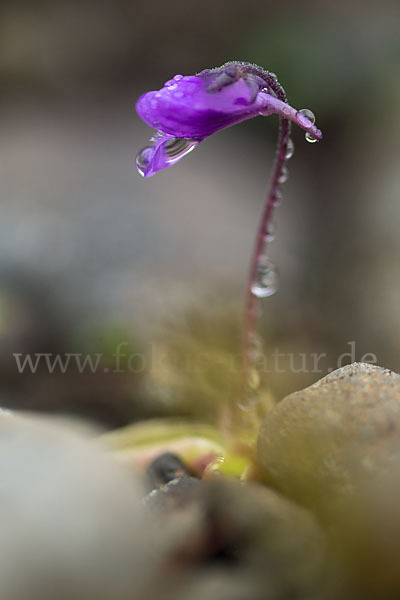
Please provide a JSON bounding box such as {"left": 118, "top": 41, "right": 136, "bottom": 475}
{"left": 305, "top": 132, "right": 319, "bottom": 143}
{"left": 273, "top": 187, "right": 282, "bottom": 206}
{"left": 247, "top": 367, "right": 260, "bottom": 391}
{"left": 296, "top": 109, "right": 315, "bottom": 130}
{"left": 251, "top": 257, "right": 279, "bottom": 298}
{"left": 263, "top": 217, "right": 276, "bottom": 242}
{"left": 173, "top": 74, "right": 183, "bottom": 81}
{"left": 154, "top": 92, "right": 161, "bottom": 98}
{"left": 278, "top": 164, "right": 289, "bottom": 184}
{"left": 173, "top": 91, "right": 184, "bottom": 99}
{"left": 150, "top": 130, "right": 163, "bottom": 142}
{"left": 165, "top": 79, "right": 175, "bottom": 87}
{"left": 248, "top": 333, "right": 264, "bottom": 362}
{"left": 135, "top": 146, "right": 154, "bottom": 177}
{"left": 238, "top": 392, "right": 260, "bottom": 412}
{"left": 299, "top": 108, "right": 315, "bottom": 124}
{"left": 163, "top": 138, "right": 198, "bottom": 162}
{"left": 285, "top": 138, "right": 295, "bottom": 159}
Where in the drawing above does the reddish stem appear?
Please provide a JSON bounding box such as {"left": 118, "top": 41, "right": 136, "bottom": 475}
{"left": 240, "top": 67, "right": 291, "bottom": 399}
{"left": 243, "top": 119, "right": 290, "bottom": 378}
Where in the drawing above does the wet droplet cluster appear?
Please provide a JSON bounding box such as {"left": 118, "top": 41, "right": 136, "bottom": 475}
{"left": 250, "top": 130, "right": 295, "bottom": 301}
{"left": 250, "top": 105, "right": 320, "bottom": 303}
{"left": 298, "top": 108, "right": 318, "bottom": 143}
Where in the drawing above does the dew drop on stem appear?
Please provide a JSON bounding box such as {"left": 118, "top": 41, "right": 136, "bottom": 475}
{"left": 247, "top": 367, "right": 261, "bottom": 391}
{"left": 251, "top": 257, "right": 279, "bottom": 298}
{"left": 273, "top": 187, "right": 283, "bottom": 207}
{"left": 264, "top": 218, "right": 276, "bottom": 242}
{"left": 248, "top": 332, "right": 264, "bottom": 362}
{"left": 278, "top": 164, "right": 289, "bottom": 184}
{"left": 285, "top": 138, "right": 295, "bottom": 159}
{"left": 238, "top": 391, "right": 260, "bottom": 412}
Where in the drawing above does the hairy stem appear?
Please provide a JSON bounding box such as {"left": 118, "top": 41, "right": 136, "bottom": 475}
{"left": 240, "top": 66, "right": 291, "bottom": 407}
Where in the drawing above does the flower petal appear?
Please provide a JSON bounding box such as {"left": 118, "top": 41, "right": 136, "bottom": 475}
{"left": 135, "top": 65, "right": 323, "bottom": 177}
{"left": 136, "top": 73, "right": 272, "bottom": 139}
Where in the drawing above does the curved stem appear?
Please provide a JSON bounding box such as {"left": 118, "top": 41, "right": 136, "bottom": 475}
{"left": 243, "top": 119, "right": 290, "bottom": 377}
{"left": 240, "top": 66, "right": 291, "bottom": 403}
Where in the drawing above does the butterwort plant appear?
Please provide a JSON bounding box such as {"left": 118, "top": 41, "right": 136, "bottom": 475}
{"left": 135, "top": 61, "right": 322, "bottom": 409}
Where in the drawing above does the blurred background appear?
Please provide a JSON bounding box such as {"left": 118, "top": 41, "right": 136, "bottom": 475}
{"left": 0, "top": 0, "right": 399, "bottom": 428}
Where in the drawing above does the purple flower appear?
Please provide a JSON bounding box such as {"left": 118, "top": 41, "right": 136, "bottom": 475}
{"left": 135, "top": 63, "right": 322, "bottom": 177}
{"left": 135, "top": 62, "right": 324, "bottom": 418}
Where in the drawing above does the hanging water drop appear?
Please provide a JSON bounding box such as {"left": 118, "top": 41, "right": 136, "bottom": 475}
{"left": 278, "top": 164, "right": 289, "bottom": 184}
{"left": 273, "top": 187, "right": 283, "bottom": 206}
{"left": 135, "top": 146, "right": 154, "bottom": 177}
{"left": 264, "top": 218, "right": 276, "bottom": 242}
{"left": 285, "top": 138, "right": 295, "bottom": 159}
{"left": 238, "top": 392, "right": 260, "bottom": 412}
{"left": 247, "top": 367, "right": 261, "bottom": 391}
{"left": 251, "top": 257, "right": 279, "bottom": 298}
{"left": 163, "top": 137, "right": 198, "bottom": 163}
{"left": 305, "top": 132, "right": 318, "bottom": 143}
{"left": 248, "top": 332, "right": 264, "bottom": 362}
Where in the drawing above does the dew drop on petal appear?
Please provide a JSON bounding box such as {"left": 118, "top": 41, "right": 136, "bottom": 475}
{"left": 285, "top": 138, "right": 295, "bottom": 159}
{"left": 251, "top": 257, "right": 279, "bottom": 298}
{"left": 278, "top": 164, "right": 289, "bottom": 184}
{"left": 135, "top": 146, "right": 154, "bottom": 177}
{"left": 173, "top": 74, "right": 183, "bottom": 81}
{"left": 150, "top": 130, "right": 164, "bottom": 142}
{"left": 299, "top": 108, "right": 315, "bottom": 124}
{"left": 296, "top": 110, "right": 315, "bottom": 130}
{"left": 163, "top": 137, "right": 199, "bottom": 163}
{"left": 305, "top": 132, "right": 319, "bottom": 143}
